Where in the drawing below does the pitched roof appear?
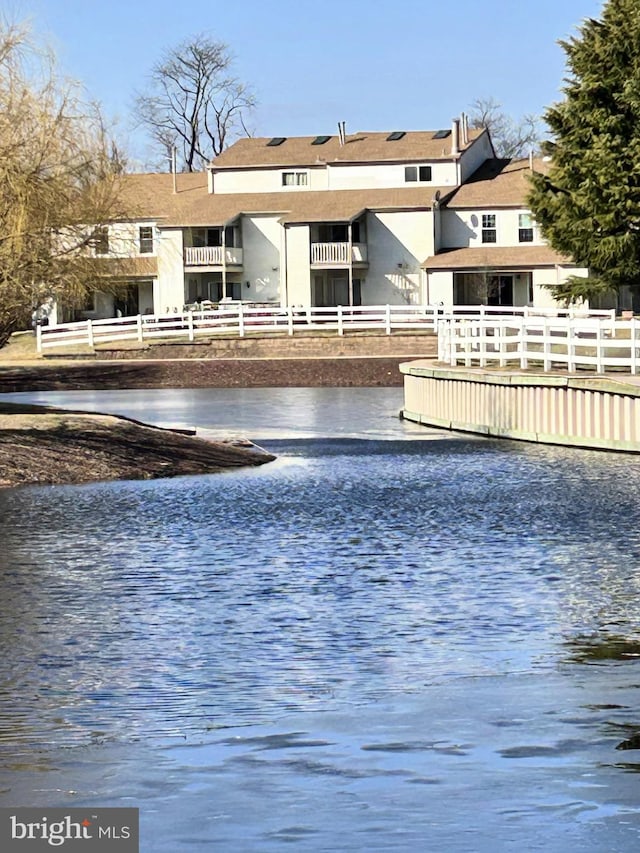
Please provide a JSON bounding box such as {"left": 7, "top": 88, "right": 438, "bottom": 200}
{"left": 210, "top": 129, "right": 487, "bottom": 170}
{"left": 115, "top": 172, "right": 209, "bottom": 221}
{"left": 172, "top": 186, "right": 451, "bottom": 227}
{"left": 445, "top": 157, "right": 550, "bottom": 209}
{"left": 422, "top": 245, "right": 572, "bottom": 270}
{"left": 114, "top": 173, "right": 449, "bottom": 226}
{"left": 96, "top": 257, "right": 159, "bottom": 277}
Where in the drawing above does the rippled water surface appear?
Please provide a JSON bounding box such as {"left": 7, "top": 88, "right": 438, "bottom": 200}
{"left": 1, "top": 388, "right": 640, "bottom": 851}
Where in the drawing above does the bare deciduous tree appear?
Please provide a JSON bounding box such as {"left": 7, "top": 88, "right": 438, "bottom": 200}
{"left": 0, "top": 22, "right": 132, "bottom": 347}
{"left": 135, "top": 34, "right": 256, "bottom": 172}
{"left": 469, "top": 97, "right": 541, "bottom": 159}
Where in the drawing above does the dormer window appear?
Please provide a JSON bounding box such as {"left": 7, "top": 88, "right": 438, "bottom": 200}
{"left": 282, "top": 171, "right": 308, "bottom": 187}
{"left": 404, "top": 165, "right": 432, "bottom": 183}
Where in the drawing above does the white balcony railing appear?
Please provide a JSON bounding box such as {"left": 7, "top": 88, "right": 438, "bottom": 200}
{"left": 184, "top": 246, "right": 243, "bottom": 266}
{"left": 310, "top": 242, "right": 368, "bottom": 265}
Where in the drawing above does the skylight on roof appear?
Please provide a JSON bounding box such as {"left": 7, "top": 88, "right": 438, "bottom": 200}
{"left": 267, "top": 137, "right": 286, "bottom": 146}
{"left": 312, "top": 135, "right": 331, "bottom": 145}
{"left": 433, "top": 130, "right": 451, "bottom": 139}
{"left": 386, "top": 131, "right": 406, "bottom": 141}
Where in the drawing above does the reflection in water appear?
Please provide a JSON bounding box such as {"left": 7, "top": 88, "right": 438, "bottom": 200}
{"left": 1, "top": 388, "right": 640, "bottom": 851}
{"left": 0, "top": 386, "right": 431, "bottom": 440}
{"left": 566, "top": 636, "right": 640, "bottom": 664}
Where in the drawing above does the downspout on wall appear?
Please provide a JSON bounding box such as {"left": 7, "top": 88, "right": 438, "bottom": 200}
{"left": 281, "top": 224, "right": 288, "bottom": 307}
{"left": 348, "top": 220, "right": 354, "bottom": 306}
{"left": 426, "top": 190, "right": 442, "bottom": 305}
{"left": 222, "top": 226, "right": 227, "bottom": 298}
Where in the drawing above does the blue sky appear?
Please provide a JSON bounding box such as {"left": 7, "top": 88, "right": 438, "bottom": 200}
{"left": 14, "top": 0, "right": 603, "bottom": 162}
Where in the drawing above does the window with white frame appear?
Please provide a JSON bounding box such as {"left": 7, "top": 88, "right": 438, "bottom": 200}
{"left": 481, "top": 214, "right": 497, "bottom": 244}
{"left": 139, "top": 226, "right": 154, "bottom": 254}
{"left": 518, "top": 213, "right": 534, "bottom": 243}
{"left": 93, "top": 225, "right": 109, "bottom": 255}
{"left": 404, "top": 165, "right": 432, "bottom": 183}
{"left": 282, "top": 171, "right": 308, "bottom": 187}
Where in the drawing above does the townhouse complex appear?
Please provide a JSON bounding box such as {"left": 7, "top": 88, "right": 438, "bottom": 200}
{"left": 82, "top": 116, "right": 591, "bottom": 321}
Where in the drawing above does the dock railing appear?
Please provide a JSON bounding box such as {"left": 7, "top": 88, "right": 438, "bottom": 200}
{"left": 436, "top": 311, "right": 640, "bottom": 374}
{"left": 36, "top": 303, "right": 616, "bottom": 354}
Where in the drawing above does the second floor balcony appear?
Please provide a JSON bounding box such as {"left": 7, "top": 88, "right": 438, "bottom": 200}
{"left": 310, "top": 242, "right": 368, "bottom": 266}
{"left": 184, "top": 246, "right": 243, "bottom": 267}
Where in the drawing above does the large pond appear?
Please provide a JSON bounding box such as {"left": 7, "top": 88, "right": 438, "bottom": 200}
{"left": 1, "top": 387, "right": 640, "bottom": 851}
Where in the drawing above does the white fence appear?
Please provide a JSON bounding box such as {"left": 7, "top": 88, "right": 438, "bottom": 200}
{"left": 437, "top": 313, "right": 640, "bottom": 374}
{"left": 36, "top": 303, "right": 616, "bottom": 353}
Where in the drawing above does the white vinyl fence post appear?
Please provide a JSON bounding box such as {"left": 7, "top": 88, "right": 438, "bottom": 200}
{"left": 337, "top": 305, "right": 344, "bottom": 336}
{"left": 136, "top": 314, "right": 143, "bottom": 343}
{"left": 567, "top": 319, "right": 576, "bottom": 372}
{"left": 596, "top": 320, "right": 603, "bottom": 373}
{"left": 543, "top": 316, "right": 551, "bottom": 372}
{"left": 287, "top": 305, "right": 294, "bottom": 336}
{"left": 36, "top": 322, "right": 43, "bottom": 353}
{"left": 187, "top": 310, "right": 194, "bottom": 342}
{"left": 520, "top": 317, "right": 528, "bottom": 370}
{"left": 238, "top": 302, "right": 245, "bottom": 338}
{"left": 87, "top": 319, "right": 94, "bottom": 348}
{"left": 498, "top": 322, "right": 507, "bottom": 368}
{"left": 385, "top": 304, "right": 391, "bottom": 335}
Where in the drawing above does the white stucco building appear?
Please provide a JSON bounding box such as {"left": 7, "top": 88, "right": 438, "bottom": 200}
{"left": 81, "top": 118, "right": 589, "bottom": 319}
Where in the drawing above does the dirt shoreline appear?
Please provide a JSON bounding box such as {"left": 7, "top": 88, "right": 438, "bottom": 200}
{"left": 0, "top": 355, "right": 415, "bottom": 392}
{"left": 0, "top": 403, "right": 275, "bottom": 488}
{"left": 0, "top": 348, "right": 420, "bottom": 487}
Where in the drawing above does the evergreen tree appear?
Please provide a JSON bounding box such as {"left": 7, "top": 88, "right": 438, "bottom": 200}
{"left": 528, "top": 0, "right": 640, "bottom": 302}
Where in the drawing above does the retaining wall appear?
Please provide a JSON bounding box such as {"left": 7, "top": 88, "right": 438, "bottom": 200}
{"left": 401, "top": 360, "right": 640, "bottom": 452}
{"left": 89, "top": 332, "right": 437, "bottom": 361}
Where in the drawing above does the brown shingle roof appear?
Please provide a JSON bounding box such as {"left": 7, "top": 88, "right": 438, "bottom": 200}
{"left": 422, "top": 245, "right": 572, "bottom": 270}
{"left": 96, "top": 256, "right": 159, "bottom": 277}
{"left": 159, "top": 186, "right": 451, "bottom": 227}
{"left": 210, "top": 129, "right": 487, "bottom": 169}
{"left": 114, "top": 155, "right": 544, "bottom": 227}
{"left": 115, "top": 172, "right": 209, "bottom": 221}
{"left": 445, "top": 158, "right": 550, "bottom": 209}
{"left": 113, "top": 173, "right": 449, "bottom": 226}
